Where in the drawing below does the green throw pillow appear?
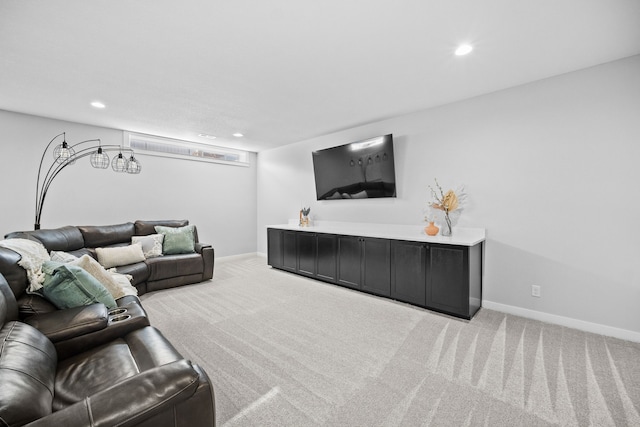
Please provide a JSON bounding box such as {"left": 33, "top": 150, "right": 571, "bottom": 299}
{"left": 154, "top": 225, "right": 196, "bottom": 255}
{"left": 41, "top": 261, "right": 117, "bottom": 309}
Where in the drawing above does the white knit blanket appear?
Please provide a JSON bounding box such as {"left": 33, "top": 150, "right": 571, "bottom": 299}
{"left": 0, "top": 238, "right": 51, "bottom": 293}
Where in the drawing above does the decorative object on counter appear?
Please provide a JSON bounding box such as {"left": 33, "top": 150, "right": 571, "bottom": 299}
{"left": 428, "top": 178, "right": 467, "bottom": 236}
{"left": 425, "top": 221, "right": 439, "bottom": 236}
{"left": 34, "top": 132, "right": 142, "bottom": 230}
{"left": 423, "top": 209, "right": 439, "bottom": 235}
{"left": 299, "top": 207, "right": 311, "bottom": 227}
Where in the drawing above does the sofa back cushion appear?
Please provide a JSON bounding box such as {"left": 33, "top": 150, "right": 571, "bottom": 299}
{"left": 0, "top": 321, "right": 57, "bottom": 426}
{"left": 79, "top": 222, "right": 135, "bottom": 248}
{"left": 134, "top": 220, "right": 189, "bottom": 236}
{"left": 0, "top": 273, "right": 18, "bottom": 326}
{"left": 0, "top": 247, "right": 29, "bottom": 299}
{"left": 5, "top": 226, "right": 85, "bottom": 252}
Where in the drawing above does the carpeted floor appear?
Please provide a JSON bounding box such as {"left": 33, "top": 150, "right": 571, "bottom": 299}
{"left": 140, "top": 254, "right": 640, "bottom": 426}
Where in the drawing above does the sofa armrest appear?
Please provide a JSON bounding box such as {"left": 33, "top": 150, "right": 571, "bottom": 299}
{"left": 24, "top": 303, "right": 108, "bottom": 342}
{"left": 55, "top": 301, "right": 150, "bottom": 360}
{"left": 195, "top": 243, "right": 214, "bottom": 281}
{"left": 24, "top": 359, "right": 201, "bottom": 427}
{"left": 194, "top": 242, "right": 210, "bottom": 254}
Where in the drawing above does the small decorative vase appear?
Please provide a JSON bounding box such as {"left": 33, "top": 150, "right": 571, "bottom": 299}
{"left": 425, "top": 221, "right": 439, "bottom": 236}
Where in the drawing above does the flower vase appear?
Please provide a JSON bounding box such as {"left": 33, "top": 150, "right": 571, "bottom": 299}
{"left": 441, "top": 214, "right": 452, "bottom": 236}
{"left": 425, "top": 221, "right": 439, "bottom": 236}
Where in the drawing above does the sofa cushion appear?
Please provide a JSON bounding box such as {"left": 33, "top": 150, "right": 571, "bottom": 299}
{"left": 16, "top": 293, "right": 58, "bottom": 317}
{"left": 155, "top": 225, "right": 196, "bottom": 255}
{"left": 1, "top": 273, "right": 18, "bottom": 324}
{"left": 53, "top": 326, "right": 184, "bottom": 410}
{"left": 41, "top": 262, "right": 117, "bottom": 310}
{"left": 78, "top": 222, "right": 135, "bottom": 248}
{"left": 53, "top": 337, "right": 140, "bottom": 410}
{"left": 96, "top": 243, "right": 146, "bottom": 269}
{"left": 5, "top": 226, "right": 85, "bottom": 252}
{"left": 134, "top": 219, "right": 189, "bottom": 236}
{"left": 69, "top": 247, "right": 97, "bottom": 259}
{"left": 146, "top": 253, "right": 204, "bottom": 281}
{"left": 132, "top": 233, "right": 164, "bottom": 258}
{"left": 0, "top": 247, "right": 29, "bottom": 298}
{"left": 0, "top": 321, "right": 57, "bottom": 426}
{"left": 114, "top": 261, "right": 150, "bottom": 286}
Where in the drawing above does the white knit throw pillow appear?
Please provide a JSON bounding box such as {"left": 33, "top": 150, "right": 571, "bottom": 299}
{"left": 96, "top": 243, "right": 145, "bottom": 269}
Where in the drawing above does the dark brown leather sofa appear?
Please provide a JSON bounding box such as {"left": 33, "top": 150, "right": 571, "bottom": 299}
{"left": 0, "top": 219, "right": 214, "bottom": 319}
{"left": 0, "top": 220, "right": 216, "bottom": 426}
{"left": 0, "top": 272, "right": 215, "bottom": 427}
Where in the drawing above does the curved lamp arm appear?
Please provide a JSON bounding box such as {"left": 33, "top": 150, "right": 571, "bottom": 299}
{"left": 34, "top": 132, "right": 66, "bottom": 226}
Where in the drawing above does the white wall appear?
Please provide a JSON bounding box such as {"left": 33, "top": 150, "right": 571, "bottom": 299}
{"left": 257, "top": 55, "right": 640, "bottom": 340}
{"left": 0, "top": 110, "right": 257, "bottom": 257}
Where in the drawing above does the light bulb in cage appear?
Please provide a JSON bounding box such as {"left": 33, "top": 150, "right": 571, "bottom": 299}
{"left": 111, "top": 152, "right": 129, "bottom": 172}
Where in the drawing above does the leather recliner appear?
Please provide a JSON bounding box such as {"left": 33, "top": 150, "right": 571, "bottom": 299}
{"left": 0, "top": 272, "right": 216, "bottom": 427}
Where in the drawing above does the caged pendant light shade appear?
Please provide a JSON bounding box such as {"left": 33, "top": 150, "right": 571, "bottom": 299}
{"left": 126, "top": 154, "right": 142, "bottom": 174}
{"left": 111, "top": 151, "right": 129, "bottom": 172}
{"left": 90, "top": 146, "right": 110, "bottom": 169}
{"left": 52, "top": 133, "right": 76, "bottom": 164}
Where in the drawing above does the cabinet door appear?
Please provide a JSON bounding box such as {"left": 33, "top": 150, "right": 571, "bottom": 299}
{"left": 297, "top": 232, "right": 317, "bottom": 277}
{"left": 427, "top": 244, "right": 469, "bottom": 317}
{"left": 267, "top": 228, "right": 283, "bottom": 268}
{"left": 282, "top": 231, "right": 297, "bottom": 272}
{"left": 391, "top": 240, "right": 426, "bottom": 306}
{"left": 337, "top": 235, "right": 362, "bottom": 289}
{"left": 316, "top": 233, "right": 337, "bottom": 283}
{"left": 362, "top": 237, "right": 391, "bottom": 297}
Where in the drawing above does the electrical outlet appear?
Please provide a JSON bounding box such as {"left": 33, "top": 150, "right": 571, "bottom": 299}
{"left": 531, "top": 285, "right": 541, "bottom": 297}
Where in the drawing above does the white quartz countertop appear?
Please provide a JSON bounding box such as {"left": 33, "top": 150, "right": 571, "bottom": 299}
{"left": 267, "top": 221, "right": 485, "bottom": 246}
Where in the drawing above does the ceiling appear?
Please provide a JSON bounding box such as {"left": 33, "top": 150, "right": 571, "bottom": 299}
{"left": 1, "top": 1, "right": 639, "bottom": 152}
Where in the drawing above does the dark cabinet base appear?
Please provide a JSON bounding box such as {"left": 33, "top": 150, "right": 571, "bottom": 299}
{"left": 267, "top": 228, "right": 483, "bottom": 320}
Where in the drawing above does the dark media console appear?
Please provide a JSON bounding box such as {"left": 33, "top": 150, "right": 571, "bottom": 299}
{"left": 267, "top": 225, "right": 484, "bottom": 320}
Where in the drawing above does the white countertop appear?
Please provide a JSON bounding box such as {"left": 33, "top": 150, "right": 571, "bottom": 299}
{"left": 267, "top": 220, "right": 485, "bottom": 246}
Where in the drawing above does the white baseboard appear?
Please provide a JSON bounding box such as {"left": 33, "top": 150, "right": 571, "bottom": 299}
{"left": 216, "top": 252, "right": 261, "bottom": 262}
{"left": 483, "top": 300, "right": 640, "bottom": 343}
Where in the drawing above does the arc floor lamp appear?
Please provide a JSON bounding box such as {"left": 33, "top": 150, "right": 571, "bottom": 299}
{"left": 34, "top": 132, "right": 142, "bottom": 230}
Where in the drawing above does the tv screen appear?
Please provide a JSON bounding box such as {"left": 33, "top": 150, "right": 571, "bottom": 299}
{"left": 312, "top": 134, "right": 396, "bottom": 200}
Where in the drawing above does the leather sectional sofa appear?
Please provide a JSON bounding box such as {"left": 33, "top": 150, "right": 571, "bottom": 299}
{"left": 0, "top": 219, "right": 214, "bottom": 319}
{"left": 0, "top": 220, "right": 216, "bottom": 426}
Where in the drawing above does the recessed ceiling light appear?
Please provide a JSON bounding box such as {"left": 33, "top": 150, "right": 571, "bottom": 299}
{"left": 233, "top": 133, "right": 244, "bottom": 138}
{"left": 90, "top": 101, "right": 106, "bottom": 109}
{"left": 198, "top": 133, "right": 217, "bottom": 139}
{"left": 455, "top": 44, "right": 473, "bottom": 56}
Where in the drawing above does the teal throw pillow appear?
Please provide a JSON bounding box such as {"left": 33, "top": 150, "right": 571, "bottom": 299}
{"left": 41, "top": 261, "right": 117, "bottom": 310}
{"left": 154, "top": 225, "right": 196, "bottom": 255}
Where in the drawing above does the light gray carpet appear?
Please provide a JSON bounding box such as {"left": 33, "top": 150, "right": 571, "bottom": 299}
{"left": 140, "top": 254, "right": 640, "bottom": 426}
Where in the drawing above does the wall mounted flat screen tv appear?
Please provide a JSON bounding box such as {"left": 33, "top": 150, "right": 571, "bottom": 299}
{"left": 312, "top": 134, "right": 396, "bottom": 200}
